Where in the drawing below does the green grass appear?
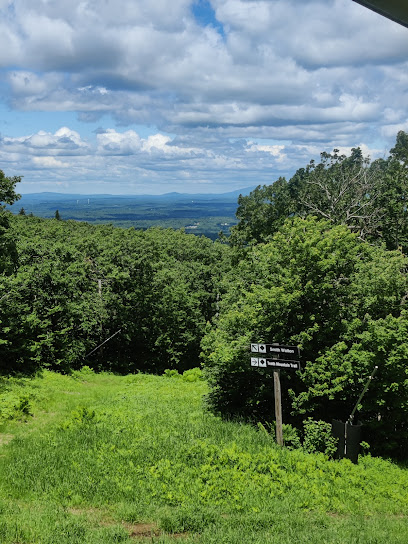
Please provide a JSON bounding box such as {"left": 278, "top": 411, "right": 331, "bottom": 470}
{"left": 1, "top": 369, "right": 407, "bottom": 543}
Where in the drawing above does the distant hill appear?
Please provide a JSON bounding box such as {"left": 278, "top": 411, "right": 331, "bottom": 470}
{"left": 9, "top": 187, "right": 256, "bottom": 239}
{"left": 13, "top": 186, "right": 255, "bottom": 201}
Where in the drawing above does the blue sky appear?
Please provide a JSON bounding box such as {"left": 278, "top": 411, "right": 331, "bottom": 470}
{"left": 0, "top": 0, "right": 408, "bottom": 194}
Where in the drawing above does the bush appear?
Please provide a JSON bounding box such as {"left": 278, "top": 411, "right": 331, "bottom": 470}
{"left": 302, "top": 419, "right": 338, "bottom": 457}
{"left": 182, "top": 368, "right": 203, "bottom": 382}
{"left": 202, "top": 217, "right": 408, "bottom": 459}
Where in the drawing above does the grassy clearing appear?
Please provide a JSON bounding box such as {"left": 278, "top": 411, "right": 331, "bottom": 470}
{"left": 0, "top": 369, "right": 407, "bottom": 543}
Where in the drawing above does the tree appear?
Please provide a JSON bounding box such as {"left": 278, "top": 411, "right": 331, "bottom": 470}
{"left": 0, "top": 169, "right": 21, "bottom": 207}
{"left": 202, "top": 217, "right": 408, "bottom": 458}
{"left": 298, "top": 148, "right": 384, "bottom": 241}
{"left": 0, "top": 170, "right": 21, "bottom": 275}
{"left": 54, "top": 210, "right": 61, "bottom": 220}
{"left": 229, "top": 133, "right": 408, "bottom": 252}
{"left": 229, "top": 177, "right": 292, "bottom": 247}
{"left": 375, "top": 132, "right": 408, "bottom": 252}
{"left": 390, "top": 130, "right": 408, "bottom": 164}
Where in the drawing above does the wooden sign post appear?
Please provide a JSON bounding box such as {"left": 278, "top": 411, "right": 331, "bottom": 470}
{"left": 250, "top": 343, "right": 300, "bottom": 447}
{"left": 273, "top": 369, "right": 283, "bottom": 445}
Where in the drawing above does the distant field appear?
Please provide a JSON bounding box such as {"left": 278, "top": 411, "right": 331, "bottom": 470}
{"left": 1, "top": 370, "right": 407, "bottom": 543}
{"left": 8, "top": 190, "right": 252, "bottom": 239}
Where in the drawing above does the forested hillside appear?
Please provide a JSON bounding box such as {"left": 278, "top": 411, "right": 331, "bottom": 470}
{"left": 0, "top": 215, "right": 229, "bottom": 375}
{"left": 2, "top": 132, "right": 408, "bottom": 460}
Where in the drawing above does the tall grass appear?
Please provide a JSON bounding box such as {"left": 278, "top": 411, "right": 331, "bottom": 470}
{"left": 0, "top": 369, "right": 407, "bottom": 543}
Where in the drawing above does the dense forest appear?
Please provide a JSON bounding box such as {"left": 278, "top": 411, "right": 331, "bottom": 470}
{"left": 2, "top": 131, "right": 408, "bottom": 459}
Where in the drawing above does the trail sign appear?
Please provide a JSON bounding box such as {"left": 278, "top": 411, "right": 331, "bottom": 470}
{"left": 250, "top": 342, "right": 301, "bottom": 446}
{"left": 251, "top": 344, "right": 299, "bottom": 359}
{"left": 251, "top": 358, "right": 301, "bottom": 370}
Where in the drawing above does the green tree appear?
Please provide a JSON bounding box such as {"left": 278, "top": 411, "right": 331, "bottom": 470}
{"left": 54, "top": 210, "right": 61, "bottom": 220}
{"left": 202, "top": 217, "right": 408, "bottom": 458}
{"left": 0, "top": 170, "right": 21, "bottom": 275}
{"left": 229, "top": 133, "right": 408, "bottom": 252}
{"left": 390, "top": 129, "right": 408, "bottom": 163}
{"left": 0, "top": 169, "right": 21, "bottom": 206}
{"left": 229, "top": 177, "right": 292, "bottom": 247}
{"left": 375, "top": 131, "right": 408, "bottom": 252}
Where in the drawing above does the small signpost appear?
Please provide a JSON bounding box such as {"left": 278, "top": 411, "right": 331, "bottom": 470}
{"left": 250, "top": 343, "right": 300, "bottom": 446}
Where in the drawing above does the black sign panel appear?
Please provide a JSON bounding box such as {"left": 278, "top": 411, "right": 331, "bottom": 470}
{"left": 251, "top": 357, "right": 300, "bottom": 371}
{"left": 251, "top": 343, "right": 300, "bottom": 359}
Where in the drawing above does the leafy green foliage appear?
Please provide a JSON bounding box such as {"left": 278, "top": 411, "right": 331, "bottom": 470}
{"left": 257, "top": 421, "right": 302, "bottom": 450}
{"left": 202, "top": 217, "right": 408, "bottom": 458}
{"left": 229, "top": 132, "right": 408, "bottom": 253}
{"left": 0, "top": 376, "right": 36, "bottom": 427}
{"left": 0, "top": 170, "right": 21, "bottom": 207}
{"left": 0, "top": 371, "right": 407, "bottom": 543}
{"left": 163, "top": 367, "right": 204, "bottom": 382}
{"left": 230, "top": 176, "right": 292, "bottom": 247}
{"left": 1, "top": 216, "right": 229, "bottom": 375}
{"left": 302, "top": 419, "right": 338, "bottom": 457}
{"left": 0, "top": 170, "right": 21, "bottom": 276}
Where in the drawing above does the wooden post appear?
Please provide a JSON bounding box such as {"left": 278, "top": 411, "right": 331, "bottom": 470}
{"left": 273, "top": 370, "right": 283, "bottom": 446}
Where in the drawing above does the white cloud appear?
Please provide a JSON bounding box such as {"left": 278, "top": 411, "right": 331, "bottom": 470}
{"left": 141, "top": 134, "right": 172, "bottom": 153}
{"left": 32, "top": 156, "right": 69, "bottom": 168}
{"left": 96, "top": 129, "right": 142, "bottom": 155}
{"left": 96, "top": 129, "right": 201, "bottom": 157}
{"left": 247, "top": 142, "right": 285, "bottom": 159}
{"left": 0, "top": 0, "right": 407, "bottom": 193}
{"left": 2, "top": 128, "right": 89, "bottom": 155}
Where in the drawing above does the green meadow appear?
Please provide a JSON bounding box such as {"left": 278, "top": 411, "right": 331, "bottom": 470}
{"left": 0, "top": 369, "right": 407, "bottom": 544}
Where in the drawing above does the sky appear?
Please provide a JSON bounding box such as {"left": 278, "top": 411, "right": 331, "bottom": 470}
{"left": 1, "top": 0, "right": 408, "bottom": 195}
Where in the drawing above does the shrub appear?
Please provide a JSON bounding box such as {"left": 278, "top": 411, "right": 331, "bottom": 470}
{"left": 182, "top": 368, "right": 203, "bottom": 382}
{"left": 302, "top": 419, "right": 338, "bottom": 457}
{"left": 202, "top": 217, "right": 408, "bottom": 458}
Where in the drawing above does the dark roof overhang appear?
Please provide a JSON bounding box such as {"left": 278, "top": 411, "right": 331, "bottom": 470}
{"left": 352, "top": 1, "right": 408, "bottom": 29}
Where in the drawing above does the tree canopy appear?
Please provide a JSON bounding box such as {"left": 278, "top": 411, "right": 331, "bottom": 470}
{"left": 0, "top": 169, "right": 21, "bottom": 207}
{"left": 202, "top": 217, "right": 408, "bottom": 458}
{"left": 0, "top": 215, "right": 229, "bottom": 375}
{"left": 0, "top": 170, "right": 21, "bottom": 275}
{"left": 229, "top": 132, "right": 408, "bottom": 253}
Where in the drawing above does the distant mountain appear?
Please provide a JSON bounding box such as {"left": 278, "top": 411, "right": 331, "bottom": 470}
{"left": 8, "top": 187, "right": 256, "bottom": 240}
{"left": 15, "top": 186, "right": 256, "bottom": 201}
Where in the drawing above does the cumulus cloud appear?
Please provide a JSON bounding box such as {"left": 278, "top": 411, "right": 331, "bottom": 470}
{"left": 2, "top": 128, "right": 89, "bottom": 155}
{"left": 96, "top": 129, "right": 142, "bottom": 155}
{"left": 32, "top": 156, "right": 69, "bottom": 168}
{"left": 246, "top": 142, "right": 286, "bottom": 160}
{"left": 96, "top": 129, "right": 201, "bottom": 157}
{"left": 0, "top": 0, "right": 407, "bottom": 192}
